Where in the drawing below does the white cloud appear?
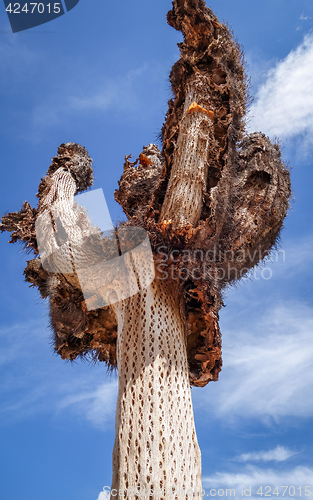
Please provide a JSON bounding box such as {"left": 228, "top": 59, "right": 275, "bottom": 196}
{"left": 203, "top": 465, "right": 313, "bottom": 498}
{"left": 248, "top": 34, "right": 313, "bottom": 146}
{"left": 97, "top": 490, "right": 110, "bottom": 500}
{"left": 244, "top": 50, "right": 277, "bottom": 91}
{"left": 29, "top": 61, "right": 167, "bottom": 138}
{"left": 58, "top": 380, "right": 118, "bottom": 429}
{"left": 68, "top": 66, "right": 147, "bottom": 112}
{"left": 236, "top": 445, "right": 298, "bottom": 463}
{"left": 235, "top": 235, "right": 313, "bottom": 286}
{"left": 195, "top": 301, "right": 313, "bottom": 421}
{"left": 30, "top": 66, "right": 146, "bottom": 130}
{"left": 0, "top": 317, "right": 118, "bottom": 428}
{"left": 0, "top": 319, "right": 48, "bottom": 369}
{"left": 268, "top": 236, "right": 313, "bottom": 273}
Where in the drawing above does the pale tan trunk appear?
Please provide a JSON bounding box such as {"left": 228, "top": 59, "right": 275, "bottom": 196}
{"left": 160, "top": 84, "right": 214, "bottom": 228}
{"left": 110, "top": 277, "right": 202, "bottom": 499}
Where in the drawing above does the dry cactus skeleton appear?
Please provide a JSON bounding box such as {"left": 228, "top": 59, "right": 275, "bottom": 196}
{"left": 1, "top": 0, "right": 291, "bottom": 498}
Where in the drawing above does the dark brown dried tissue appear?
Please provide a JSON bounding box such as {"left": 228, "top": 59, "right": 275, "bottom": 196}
{"left": 1, "top": 0, "right": 291, "bottom": 387}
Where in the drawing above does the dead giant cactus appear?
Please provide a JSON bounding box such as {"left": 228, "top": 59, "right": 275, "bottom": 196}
{"left": 1, "top": 1, "right": 291, "bottom": 498}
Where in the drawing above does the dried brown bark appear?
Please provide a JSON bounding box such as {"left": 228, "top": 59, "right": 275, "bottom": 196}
{"left": 1, "top": 1, "right": 291, "bottom": 387}
{"left": 114, "top": 0, "right": 290, "bottom": 386}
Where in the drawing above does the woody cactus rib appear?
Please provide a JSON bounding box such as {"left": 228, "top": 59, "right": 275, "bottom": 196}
{"left": 1, "top": 0, "right": 291, "bottom": 499}
{"left": 160, "top": 101, "right": 215, "bottom": 227}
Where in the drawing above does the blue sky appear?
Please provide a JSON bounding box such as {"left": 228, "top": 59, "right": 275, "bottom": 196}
{"left": 0, "top": 1, "right": 313, "bottom": 499}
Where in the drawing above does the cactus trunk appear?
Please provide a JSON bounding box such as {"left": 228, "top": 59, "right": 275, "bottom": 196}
{"left": 161, "top": 83, "right": 215, "bottom": 228}
{"left": 111, "top": 276, "right": 202, "bottom": 499}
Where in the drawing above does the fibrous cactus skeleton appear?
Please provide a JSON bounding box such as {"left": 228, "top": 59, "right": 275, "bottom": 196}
{"left": 1, "top": 1, "right": 291, "bottom": 498}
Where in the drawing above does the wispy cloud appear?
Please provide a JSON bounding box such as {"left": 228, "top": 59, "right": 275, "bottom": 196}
{"left": 203, "top": 465, "right": 313, "bottom": 496}
{"left": 0, "top": 27, "right": 169, "bottom": 143}
{"left": 58, "top": 380, "right": 118, "bottom": 430}
{"left": 195, "top": 301, "right": 313, "bottom": 421}
{"left": 29, "top": 62, "right": 167, "bottom": 139}
{"left": 0, "top": 318, "right": 118, "bottom": 428}
{"left": 30, "top": 65, "right": 148, "bottom": 129}
{"left": 248, "top": 34, "right": 313, "bottom": 147}
{"left": 244, "top": 49, "right": 278, "bottom": 92}
{"left": 68, "top": 66, "right": 147, "bottom": 112}
{"left": 97, "top": 491, "right": 110, "bottom": 500}
{"left": 235, "top": 234, "right": 313, "bottom": 286}
{"left": 0, "top": 319, "right": 47, "bottom": 368}
{"left": 236, "top": 445, "right": 298, "bottom": 463}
